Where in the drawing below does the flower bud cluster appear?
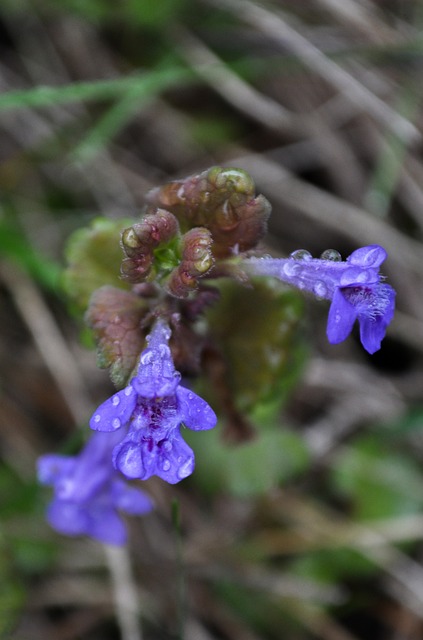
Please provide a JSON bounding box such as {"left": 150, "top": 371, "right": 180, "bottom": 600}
{"left": 145, "top": 166, "right": 271, "bottom": 258}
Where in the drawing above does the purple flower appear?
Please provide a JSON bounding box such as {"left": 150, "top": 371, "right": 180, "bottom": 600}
{"left": 38, "top": 430, "right": 153, "bottom": 545}
{"left": 90, "top": 319, "right": 217, "bottom": 483}
{"left": 244, "top": 245, "right": 395, "bottom": 354}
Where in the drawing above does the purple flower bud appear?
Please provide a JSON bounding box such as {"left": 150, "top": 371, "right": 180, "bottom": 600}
{"left": 90, "top": 319, "right": 217, "bottom": 483}
{"left": 37, "top": 431, "right": 153, "bottom": 545}
{"left": 244, "top": 245, "right": 395, "bottom": 354}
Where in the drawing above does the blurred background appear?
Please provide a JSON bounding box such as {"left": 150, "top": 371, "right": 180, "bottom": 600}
{"left": 1, "top": 0, "right": 423, "bottom": 638}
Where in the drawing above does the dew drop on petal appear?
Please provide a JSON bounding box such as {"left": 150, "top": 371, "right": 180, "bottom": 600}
{"left": 163, "top": 441, "right": 172, "bottom": 452}
{"left": 112, "top": 395, "right": 120, "bottom": 406}
{"left": 124, "top": 385, "right": 133, "bottom": 396}
{"left": 320, "top": 249, "right": 342, "bottom": 261}
{"left": 162, "top": 459, "right": 171, "bottom": 471}
{"left": 93, "top": 414, "right": 101, "bottom": 423}
{"left": 140, "top": 349, "right": 154, "bottom": 365}
{"left": 177, "top": 458, "right": 193, "bottom": 479}
{"left": 290, "top": 249, "right": 312, "bottom": 261}
{"left": 112, "top": 418, "right": 121, "bottom": 429}
{"left": 313, "top": 281, "right": 327, "bottom": 298}
{"left": 283, "top": 261, "right": 300, "bottom": 276}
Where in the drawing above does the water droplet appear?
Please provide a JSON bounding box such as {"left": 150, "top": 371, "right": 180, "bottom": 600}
{"left": 140, "top": 349, "right": 154, "bottom": 365}
{"left": 112, "top": 418, "right": 121, "bottom": 429}
{"left": 163, "top": 441, "right": 172, "bottom": 452}
{"left": 313, "top": 281, "right": 327, "bottom": 298}
{"left": 124, "top": 385, "right": 133, "bottom": 396}
{"left": 93, "top": 414, "right": 101, "bottom": 423}
{"left": 162, "top": 459, "right": 171, "bottom": 471}
{"left": 112, "top": 395, "right": 120, "bottom": 406}
{"left": 283, "top": 261, "right": 301, "bottom": 276}
{"left": 290, "top": 249, "right": 312, "bottom": 261}
{"left": 177, "top": 459, "right": 193, "bottom": 479}
{"left": 188, "top": 393, "right": 194, "bottom": 401}
{"left": 320, "top": 249, "right": 342, "bottom": 261}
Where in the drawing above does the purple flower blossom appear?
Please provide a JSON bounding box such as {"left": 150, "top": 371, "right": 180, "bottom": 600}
{"left": 244, "top": 245, "right": 395, "bottom": 354}
{"left": 90, "top": 319, "right": 217, "bottom": 483}
{"left": 38, "top": 430, "right": 153, "bottom": 545}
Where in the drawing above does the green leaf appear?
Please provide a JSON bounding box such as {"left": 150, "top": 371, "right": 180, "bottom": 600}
{"left": 206, "top": 278, "right": 306, "bottom": 421}
{"left": 125, "top": 0, "right": 188, "bottom": 26}
{"left": 0, "top": 67, "right": 192, "bottom": 112}
{"left": 71, "top": 66, "right": 192, "bottom": 162}
{"left": 291, "top": 548, "right": 375, "bottom": 585}
{"left": 187, "top": 427, "right": 309, "bottom": 498}
{"left": 0, "top": 219, "right": 61, "bottom": 291}
{"left": 62, "top": 217, "right": 134, "bottom": 313}
{"left": 331, "top": 436, "right": 423, "bottom": 520}
{"left": 0, "top": 538, "right": 25, "bottom": 639}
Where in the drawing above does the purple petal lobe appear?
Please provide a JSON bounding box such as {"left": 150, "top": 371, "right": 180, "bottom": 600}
{"left": 327, "top": 288, "right": 357, "bottom": 344}
{"left": 110, "top": 479, "right": 154, "bottom": 515}
{"left": 85, "top": 507, "right": 127, "bottom": 545}
{"left": 340, "top": 267, "right": 378, "bottom": 287}
{"left": 90, "top": 386, "right": 136, "bottom": 431}
{"left": 37, "top": 455, "right": 76, "bottom": 485}
{"left": 47, "top": 500, "right": 89, "bottom": 537}
{"left": 177, "top": 386, "right": 217, "bottom": 431}
{"left": 113, "top": 441, "right": 145, "bottom": 479}
{"left": 347, "top": 245, "right": 387, "bottom": 268}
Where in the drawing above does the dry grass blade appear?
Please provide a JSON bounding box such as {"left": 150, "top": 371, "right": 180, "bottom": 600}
{"left": 204, "top": 0, "right": 420, "bottom": 143}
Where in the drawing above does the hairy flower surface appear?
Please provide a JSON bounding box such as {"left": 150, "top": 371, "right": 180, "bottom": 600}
{"left": 90, "top": 319, "right": 217, "bottom": 483}
{"left": 244, "top": 245, "right": 395, "bottom": 354}
{"left": 38, "top": 431, "right": 153, "bottom": 545}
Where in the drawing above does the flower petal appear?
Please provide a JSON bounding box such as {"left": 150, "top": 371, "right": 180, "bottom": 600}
{"left": 47, "top": 500, "right": 88, "bottom": 537}
{"left": 37, "top": 455, "right": 75, "bottom": 485}
{"left": 113, "top": 430, "right": 195, "bottom": 484}
{"left": 177, "top": 386, "right": 217, "bottom": 431}
{"left": 358, "top": 284, "right": 396, "bottom": 354}
{"left": 90, "top": 385, "right": 136, "bottom": 431}
{"left": 86, "top": 507, "right": 127, "bottom": 545}
{"left": 110, "top": 479, "right": 154, "bottom": 515}
{"left": 326, "top": 288, "right": 357, "bottom": 344}
{"left": 113, "top": 439, "right": 145, "bottom": 480}
{"left": 347, "top": 245, "right": 387, "bottom": 268}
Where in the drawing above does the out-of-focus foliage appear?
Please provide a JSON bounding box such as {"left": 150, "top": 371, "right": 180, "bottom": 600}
{"left": 63, "top": 218, "right": 134, "bottom": 312}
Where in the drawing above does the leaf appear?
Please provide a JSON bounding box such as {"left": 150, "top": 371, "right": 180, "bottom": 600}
{"left": 0, "top": 67, "right": 192, "bottom": 112}
{"left": 187, "top": 427, "right": 309, "bottom": 497}
{"left": 206, "top": 277, "right": 306, "bottom": 421}
{"left": 86, "top": 286, "right": 148, "bottom": 387}
{"left": 0, "top": 219, "right": 61, "bottom": 291}
{"left": 331, "top": 436, "right": 423, "bottom": 520}
{"left": 63, "top": 217, "right": 134, "bottom": 313}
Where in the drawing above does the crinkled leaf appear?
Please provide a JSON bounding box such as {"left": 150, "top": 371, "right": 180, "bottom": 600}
{"left": 206, "top": 278, "right": 306, "bottom": 421}
{"left": 120, "top": 209, "right": 180, "bottom": 283}
{"left": 146, "top": 166, "right": 271, "bottom": 257}
{"left": 63, "top": 217, "right": 134, "bottom": 313}
{"left": 86, "top": 286, "right": 148, "bottom": 387}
